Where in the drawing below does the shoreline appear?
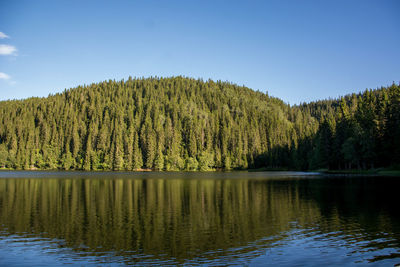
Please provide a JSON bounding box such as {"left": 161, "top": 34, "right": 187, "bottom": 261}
{"left": 1, "top": 167, "right": 399, "bottom": 176}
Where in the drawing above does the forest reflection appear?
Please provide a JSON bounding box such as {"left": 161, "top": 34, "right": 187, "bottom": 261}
{"left": 0, "top": 175, "right": 399, "bottom": 264}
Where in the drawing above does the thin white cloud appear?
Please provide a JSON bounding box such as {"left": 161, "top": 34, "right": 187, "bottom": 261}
{"left": 0, "top": 72, "right": 11, "bottom": 80}
{"left": 0, "top": 32, "right": 9, "bottom": 39}
{"left": 0, "top": 44, "right": 17, "bottom": 55}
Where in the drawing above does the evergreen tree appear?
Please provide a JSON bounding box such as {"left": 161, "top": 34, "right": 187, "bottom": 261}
{"left": 0, "top": 77, "right": 398, "bottom": 171}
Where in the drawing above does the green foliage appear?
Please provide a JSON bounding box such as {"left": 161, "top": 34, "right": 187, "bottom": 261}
{"left": 165, "top": 154, "right": 184, "bottom": 171}
{"left": 341, "top": 137, "right": 357, "bottom": 168}
{"left": 132, "top": 132, "right": 143, "bottom": 170}
{"left": 0, "top": 77, "right": 398, "bottom": 171}
{"left": 0, "top": 144, "right": 9, "bottom": 168}
{"left": 154, "top": 147, "right": 164, "bottom": 171}
{"left": 198, "top": 151, "right": 213, "bottom": 171}
{"left": 185, "top": 157, "right": 198, "bottom": 171}
{"left": 298, "top": 83, "right": 400, "bottom": 170}
{"left": 62, "top": 151, "right": 74, "bottom": 170}
{"left": 223, "top": 155, "right": 231, "bottom": 170}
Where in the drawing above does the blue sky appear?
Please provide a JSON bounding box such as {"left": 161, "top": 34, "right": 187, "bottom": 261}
{"left": 0, "top": 0, "right": 399, "bottom": 104}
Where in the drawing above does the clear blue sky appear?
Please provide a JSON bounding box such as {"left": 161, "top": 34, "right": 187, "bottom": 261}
{"left": 0, "top": 0, "right": 399, "bottom": 104}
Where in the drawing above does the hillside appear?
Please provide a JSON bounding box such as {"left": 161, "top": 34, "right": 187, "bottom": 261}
{"left": 0, "top": 76, "right": 399, "bottom": 171}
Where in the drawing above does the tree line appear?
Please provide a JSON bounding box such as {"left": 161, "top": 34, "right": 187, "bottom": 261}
{"left": 0, "top": 76, "right": 398, "bottom": 171}
{"left": 264, "top": 85, "right": 400, "bottom": 170}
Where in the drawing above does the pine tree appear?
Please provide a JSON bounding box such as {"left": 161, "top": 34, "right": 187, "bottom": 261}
{"left": 0, "top": 77, "right": 398, "bottom": 171}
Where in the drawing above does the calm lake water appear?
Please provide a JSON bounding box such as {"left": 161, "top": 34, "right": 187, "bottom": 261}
{"left": 0, "top": 171, "right": 399, "bottom": 266}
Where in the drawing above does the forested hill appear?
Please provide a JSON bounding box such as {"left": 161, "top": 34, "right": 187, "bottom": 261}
{"left": 0, "top": 76, "right": 399, "bottom": 171}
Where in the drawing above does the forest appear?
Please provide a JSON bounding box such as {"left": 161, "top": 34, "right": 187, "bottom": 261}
{"left": 0, "top": 76, "right": 399, "bottom": 171}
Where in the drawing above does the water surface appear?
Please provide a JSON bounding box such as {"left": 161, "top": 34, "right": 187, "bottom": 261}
{"left": 0, "top": 171, "right": 399, "bottom": 266}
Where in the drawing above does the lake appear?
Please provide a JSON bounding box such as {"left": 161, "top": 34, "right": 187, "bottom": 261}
{"left": 0, "top": 171, "right": 399, "bottom": 266}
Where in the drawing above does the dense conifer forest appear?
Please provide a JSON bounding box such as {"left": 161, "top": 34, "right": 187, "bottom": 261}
{"left": 0, "top": 76, "right": 399, "bottom": 171}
